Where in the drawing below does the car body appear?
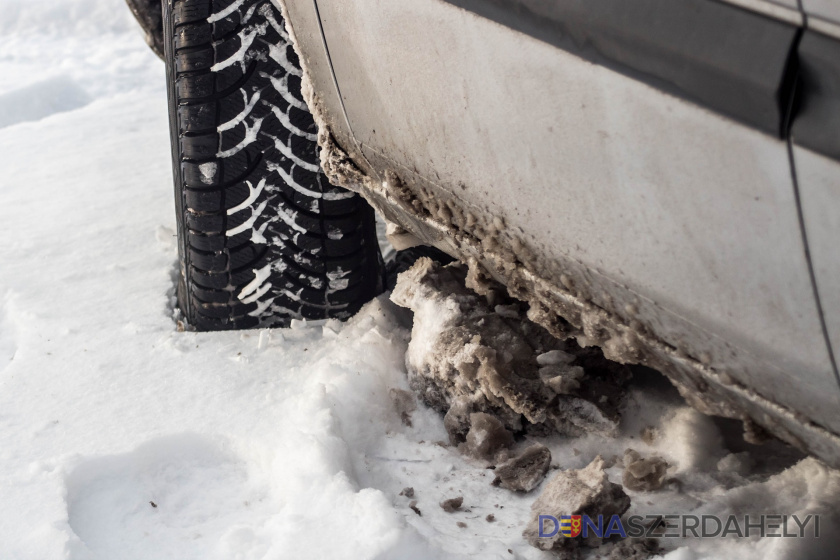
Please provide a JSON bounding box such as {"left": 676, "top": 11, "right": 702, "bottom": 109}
{"left": 279, "top": 0, "right": 840, "bottom": 466}
{"left": 131, "top": 0, "right": 840, "bottom": 467}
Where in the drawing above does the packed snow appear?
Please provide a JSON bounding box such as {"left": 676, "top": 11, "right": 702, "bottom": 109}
{"left": 1, "top": 1, "right": 839, "bottom": 559}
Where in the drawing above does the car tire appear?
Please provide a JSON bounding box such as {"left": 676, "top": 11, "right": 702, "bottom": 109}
{"left": 162, "top": 0, "right": 383, "bottom": 330}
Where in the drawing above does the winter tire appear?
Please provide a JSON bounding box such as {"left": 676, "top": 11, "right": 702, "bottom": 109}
{"left": 162, "top": 0, "right": 384, "bottom": 330}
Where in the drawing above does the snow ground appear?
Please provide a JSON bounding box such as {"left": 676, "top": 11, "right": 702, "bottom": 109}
{"left": 1, "top": 1, "right": 839, "bottom": 559}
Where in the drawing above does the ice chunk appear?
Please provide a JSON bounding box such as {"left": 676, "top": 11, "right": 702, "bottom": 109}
{"left": 461, "top": 412, "right": 514, "bottom": 461}
{"left": 440, "top": 496, "right": 463, "bottom": 513}
{"left": 443, "top": 398, "right": 472, "bottom": 445}
{"left": 523, "top": 456, "right": 630, "bottom": 553}
{"left": 409, "top": 500, "right": 421, "bottom": 516}
{"left": 540, "top": 364, "right": 585, "bottom": 394}
{"left": 622, "top": 449, "right": 669, "bottom": 491}
{"left": 536, "top": 350, "right": 576, "bottom": 366}
{"left": 391, "top": 258, "right": 627, "bottom": 440}
{"left": 550, "top": 395, "right": 620, "bottom": 438}
{"left": 716, "top": 452, "right": 754, "bottom": 475}
{"left": 385, "top": 220, "right": 422, "bottom": 251}
{"left": 494, "top": 304, "right": 520, "bottom": 319}
{"left": 492, "top": 443, "right": 551, "bottom": 492}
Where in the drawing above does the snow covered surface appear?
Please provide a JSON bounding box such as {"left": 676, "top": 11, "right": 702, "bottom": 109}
{"left": 1, "top": 1, "right": 839, "bottom": 559}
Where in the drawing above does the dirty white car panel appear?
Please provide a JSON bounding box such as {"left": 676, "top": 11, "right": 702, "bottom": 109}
{"left": 281, "top": 0, "right": 840, "bottom": 466}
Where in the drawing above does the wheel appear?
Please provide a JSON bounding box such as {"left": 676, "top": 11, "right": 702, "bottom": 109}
{"left": 162, "top": 0, "right": 384, "bottom": 330}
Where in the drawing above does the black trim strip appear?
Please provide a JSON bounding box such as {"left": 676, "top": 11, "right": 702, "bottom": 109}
{"left": 792, "top": 27, "right": 840, "bottom": 161}
{"left": 443, "top": 0, "right": 801, "bottom": 137}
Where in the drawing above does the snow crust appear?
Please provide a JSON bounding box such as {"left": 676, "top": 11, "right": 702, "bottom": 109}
{"left": 1, "top": 1, "right": 839, "bottom": 559}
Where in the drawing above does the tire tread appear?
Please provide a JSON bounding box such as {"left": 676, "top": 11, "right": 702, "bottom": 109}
{"left": 164, "top": 0, "right": 382, "bottom": 329}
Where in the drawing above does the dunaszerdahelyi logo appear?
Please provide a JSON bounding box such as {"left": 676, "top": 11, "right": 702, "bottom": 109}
{"left": 559, "top": 515, "right": 582, "bottom": 538}
{"left": 539, "top": 513, "right": 821, "bottom": 539}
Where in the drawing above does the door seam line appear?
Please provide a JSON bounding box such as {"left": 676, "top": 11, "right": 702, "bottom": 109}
{"left": 785, "top": 12, "right": 840, "bottom": 393}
